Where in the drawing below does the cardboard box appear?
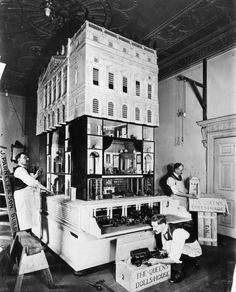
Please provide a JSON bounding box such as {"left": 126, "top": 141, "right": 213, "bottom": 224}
{"left": 115, "top": 231, "right": 170, "bottom": 292}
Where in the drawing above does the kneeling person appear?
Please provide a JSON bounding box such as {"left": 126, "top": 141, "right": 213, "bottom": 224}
{"left": 148, "top": 214, "right": 202, "bottom": 283}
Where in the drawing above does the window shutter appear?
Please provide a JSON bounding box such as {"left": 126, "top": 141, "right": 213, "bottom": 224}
{"left": 122, "top": 105, "right": 128, "bottom": 118}
{"left": 93, "top": 98, "right": 99, "bottom": 113}
{"left": 148, "top": 84, "right": 152, "bottom": 99}
{"left": 108, "top": 73, "right": 114, "bottom": 89}
{"left": 136, "top": 81, "right": 140, "bottom": 96}
{"left": 147, "top": 110, "right": 152, "bottom": 123}
{"left": 123, "top": 77, "right": 127, "bottom": 93}
{"left": 93, "top": 68, "right": 99, "bottom": 85}
{"left": 135, "top": 107, "right": 140, "bottom": 120}
{"left": 108, "top": 102, "right": 114, "bottom": 116}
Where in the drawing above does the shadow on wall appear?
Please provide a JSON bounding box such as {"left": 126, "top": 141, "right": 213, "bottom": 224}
{"left": 159, "top": 163, "right": 173, "bottom": 196}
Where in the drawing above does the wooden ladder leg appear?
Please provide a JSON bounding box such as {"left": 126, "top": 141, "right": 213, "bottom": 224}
{"left": 13, "top": 274, "right": 24, "bottom": 292}
{"left": 41, "top": 268, "right": 56, "bottom": 289}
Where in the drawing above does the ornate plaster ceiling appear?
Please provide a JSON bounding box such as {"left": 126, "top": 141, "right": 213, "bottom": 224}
{"left": 0, "top": 0, "right": 235, "bottom": 96}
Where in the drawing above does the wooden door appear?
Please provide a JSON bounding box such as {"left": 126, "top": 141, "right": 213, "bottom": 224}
{"left": 214, "top": 136, "right": 236, "bottom": 238}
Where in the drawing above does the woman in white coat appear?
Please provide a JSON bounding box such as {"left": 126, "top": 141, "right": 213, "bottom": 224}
{"left": 13, "top": 152, "right": 52, "bottom": 231}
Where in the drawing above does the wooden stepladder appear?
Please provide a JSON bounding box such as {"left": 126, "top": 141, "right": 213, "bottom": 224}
{"left": 0, "top": 150, "right": 55, "bottom": 292}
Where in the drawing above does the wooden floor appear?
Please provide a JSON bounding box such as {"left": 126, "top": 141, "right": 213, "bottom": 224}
{"left": 0, "top": 220, "right": 235, "bottom": 292}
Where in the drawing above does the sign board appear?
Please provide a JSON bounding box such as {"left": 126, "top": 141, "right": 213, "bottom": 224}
{"left": 189, "top": 197, "right": 227, "bottom": 213}
{"left": 0, "top": 150, "right": 19, "bottom": 235}
{"left": 189, "top": 176, "right": 200, "bottom": 196}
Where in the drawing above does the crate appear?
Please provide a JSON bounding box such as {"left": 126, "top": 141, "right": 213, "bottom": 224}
{"left": 198, "top": 212, "right": 217, "bottom": 246}
{"left": 189, "top": 195, "right": 229, "bottom": 247}
{"left": 115, "top": 231, "right": 170, "bottom": 292}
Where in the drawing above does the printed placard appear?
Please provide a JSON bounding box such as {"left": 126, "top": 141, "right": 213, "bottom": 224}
{"left": 189, "top": 198, "right": 227, "bottom": 213}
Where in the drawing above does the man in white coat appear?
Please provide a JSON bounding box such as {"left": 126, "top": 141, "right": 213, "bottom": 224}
{"left": 13, "top": 152, "right": 52, "bottom": 231}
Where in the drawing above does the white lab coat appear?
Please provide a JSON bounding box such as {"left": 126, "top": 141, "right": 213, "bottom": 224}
{"left": 14, "top": 167, "right": 40, "bottom": 230}
{"left": 167, "top": 174, "right": 187, "bottom": 209}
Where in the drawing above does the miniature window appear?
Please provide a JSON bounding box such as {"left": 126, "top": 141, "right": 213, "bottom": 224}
{"left": 108, "top": 72, "right": 114, "bottom": 89}
{"left": 135, "top": 107, "right": 140, "bottom": 121}
{"left": 44, "top": 116, "right": 46, "bottom": 131}
{"left": 48, "top": 81, "right": 52, "bottom": 105}
{"left": 148, "top": 84, "right": 152, "bottom": 99}
{"left": 148, "top": 57, "right": 151, "bottom": 62}
{"left": 53, "top": 76, "right": 56, "bottom": 101}
{"left": 62, "top": 105, "right": 65, "bottom": 122}
{"left": 136, "top": 53, "right": 139, "bottom": 58}
{"left": 123, "top": 77, "right": 127, "bottom": 93}
{"left": 108, "top": 42, "right": 113, "bottom": 47}
{"left": 52, "top": 111, "right": 55, "bottom": 127}
{"left": 45, "top": 84, "right": 48, "bottom": 107}
{"left": 48, "top": 114, "right": 50, "bottom": 128}
{"left": 57, "top": 108, "right": 60, "bottom": 124}
{"left": 57, "top": 71, "right": 61, "bottom": 98}
{"left": 93, "top": 35, "right": 98, "bottom": 42}
{"left": 147, "top": 110, "right": 152, "bottom": 123}
{"left": 136, "top": 81, "right": 140, "bottom": 96}
{"left": 123, "top": 48, "right": 127, "bottom": 53}
{"left": 122, "top": 104, "right": 128, "bottom": 119}
{"left": 63, "top": 66, "right": 67, "bottom": 94}
{"left": 108, "top": 102, "right": 114, "bottom": 116}
{"left": 93, "top": 68, "right": 99, "bottom": 85}
{"left": 92, "top": 98, "right": 99, "bottom": 113}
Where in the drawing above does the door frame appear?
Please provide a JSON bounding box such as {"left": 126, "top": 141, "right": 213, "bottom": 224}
{"left": 197, "top": 114, "right": 236, "bottom": 193}
{"left": 197, "top": 114, "right": 236, "bottom": 238}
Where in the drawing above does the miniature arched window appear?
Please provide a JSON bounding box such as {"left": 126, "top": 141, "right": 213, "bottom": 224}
{"left": 147, "top": 110, "right": 152, "bottom": 123}
{"left": 44, "top": 84, "right": 48, "bottom": 107}
{"left": 144, "top": 154, "right": 152, "bottom": 173}
{"left": 108, "top": 102, "right": 114, "bottom": 116}
{"left": 48, "top": 114, "right": 50, "bottom": 128}
{"left": 122, "top": 104, "right": 128, "bottom": 119}
{"left": 62, "top": 105, "right": 65, "bottom": 122}
{"left": 44, "top": 116, "right": 46, "bottom": 131}
{"left": 89, "top": 151, "right": 100, "bottom": 174}
{"left": 57, "top": 108, "right": 60, "bottom": 124}
{"left": 52, "top": 111, "right": 55, "bottom": 127}
{"left": 92, "top": 98, "right": 99, "bottom": 113}
{"left": 135, "top": 107, "right": 140, "bottom": 121}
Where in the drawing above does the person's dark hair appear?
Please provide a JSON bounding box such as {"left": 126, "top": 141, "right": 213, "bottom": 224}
{"left": 15, "top": 152, "right": 28, "bottom": 163}
{"left": 151, "top": 214, "right": 167, "bottom": 225}
{"left": 173, "top": 162, "right": 183, "bottom": 170}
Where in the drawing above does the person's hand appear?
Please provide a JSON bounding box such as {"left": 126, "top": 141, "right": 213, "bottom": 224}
{"left": 159, "top": 250, "right": 168, "bottom": 257}
{"left": 147, "top": 258, "right": 161, "bottom": 265}
{"left": 189, "top": 193, "right": 198, "bottom": 199}
{"left": 45, "top": 189, "right": 55, "bottom": 196}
